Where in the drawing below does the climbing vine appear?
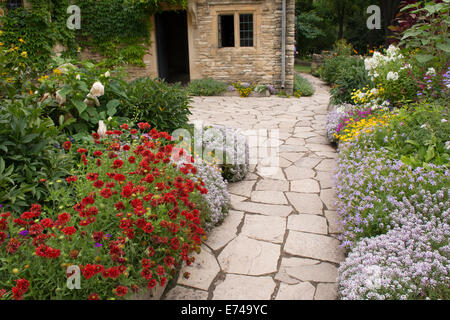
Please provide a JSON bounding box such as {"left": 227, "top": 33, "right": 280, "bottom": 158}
{"left": 0, "top": 0, "right": 187, "bottom": 70}
{"left": 0, "top": 0, "right": 76, "bottom": 71}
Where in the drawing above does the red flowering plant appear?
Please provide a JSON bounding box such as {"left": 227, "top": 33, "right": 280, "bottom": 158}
{"left": 0, "top": 123, "right": 209, "bottom": 300}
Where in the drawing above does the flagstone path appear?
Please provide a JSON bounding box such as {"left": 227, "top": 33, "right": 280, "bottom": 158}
{"left": 163, "top": 74, "right": 344, "bottom": 300}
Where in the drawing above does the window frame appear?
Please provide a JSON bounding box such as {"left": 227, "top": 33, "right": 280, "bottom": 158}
{"left": 239, "top": 13, "right": 254, "bottom": 48}
{"left": 217, "top": 11, "right": 256, "bottom": 49}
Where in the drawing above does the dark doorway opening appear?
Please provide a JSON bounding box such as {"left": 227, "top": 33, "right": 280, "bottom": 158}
{"left": 155, "top": 11, "right": 190, "bottom": 84}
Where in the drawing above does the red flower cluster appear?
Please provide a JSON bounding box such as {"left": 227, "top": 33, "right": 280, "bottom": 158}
{"left": 0, "top": 123, "right": 209, "bottom": 300}
{"left": 63, "top": 141, "right": 72, "bottom": 151}
{"left": 66, "top": 175, "right": 78, "bottom": 184}
{"left": 12, "top": 279, "right": 30, "bottom": 300}
{"left": 35, "top": 244, "right": 61, "bottom": 259}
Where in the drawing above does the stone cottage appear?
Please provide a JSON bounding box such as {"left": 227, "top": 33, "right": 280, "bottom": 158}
{"left": 145, "top": 0, "right": 296, "bottom": 92}
{"left": 2, "top": 0, "right": 296, "bottom": 92}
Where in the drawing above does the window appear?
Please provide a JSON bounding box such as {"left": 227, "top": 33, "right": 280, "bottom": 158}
{"left": 239, "top": 14, "right": 254, "bottom": 47}
{"left": 6, "top": 0, "right": 23, "bottom": 10}
{"left": 218, "top": 15, "right": 235, "bottom": 48}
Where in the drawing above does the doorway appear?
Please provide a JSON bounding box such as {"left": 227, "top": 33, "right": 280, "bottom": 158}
{"left": 155, "top": 11, "right": 190, "bottom": 84}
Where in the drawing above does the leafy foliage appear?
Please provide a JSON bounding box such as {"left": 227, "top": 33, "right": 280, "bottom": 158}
{"left": 187, "top": 78, "right": 228, "bottom": 96}
{"left": 397, "top": 0, "right": 450, "bottom": 66}
{"left": 371, "top": 102, "right": 449, "bottom": 167}
{"left": 0, "top": 96, "right": 71, "bottom": 212}
{"left": 0, "top": 0, "right": 76, "bottom": 71}
{"left": 123, "top": 77, "right": 192, "bottom": 133}
{"left": 37, "top": 58, "right": 129, "bottom": 134}
{"left": 293, "top": 74, "right": 315, "bottom": 97}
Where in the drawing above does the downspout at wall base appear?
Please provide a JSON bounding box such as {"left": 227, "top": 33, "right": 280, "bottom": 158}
{"left": 281, "top": 0, "right": 286, "bottom": 90}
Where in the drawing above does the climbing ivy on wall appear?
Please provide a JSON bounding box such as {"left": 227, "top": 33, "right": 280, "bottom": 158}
{"left": 74, "top": 0, "right": 187, "bottom": 67}
{"left": 0, "top": 0, "right": 187, "bottom": 70}
{"left": 0, "top": 0, "right": 76, "bottom": 71}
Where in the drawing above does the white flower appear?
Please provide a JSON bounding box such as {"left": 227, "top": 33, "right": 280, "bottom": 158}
{"left": 55, "top": 90, "right": 66, "bottom": 106}
{"left": 336, "top": 106, "right": 346, "bottom": 114}
{"left": 90, "top": 81, "right": 104, "bottom": 97}
{"left": 107, "top": 116, "right": 112, "bottom": 121}
{"left": 104, "top": 71, "right": 110, "bottom": 78}
{"left": 76, "top": 74, "right": 81, "bottom": 80}
{"left": 84, "top": 93, "right": 100, "bottom": 107}
{"left": 426, "top": 67, "right": 436, "bottom": 76}
{"left": 97, "top": 120, "right": 107, "bottom": 138}
{"left": 420, "top": 124, "right": 427, "bottom": 129}
{"left": 442, "top": 119, "right": 448, "bottom": 123}
{"left": 445, "top": 141, "right": 450, "bottom": 150}
{"left": 386, "top": 71, "right": 399, "bottom": 81}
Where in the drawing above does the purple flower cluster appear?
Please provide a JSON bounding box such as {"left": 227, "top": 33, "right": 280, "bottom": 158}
{"left": 266, "top": 84, "right": 276, "bottom": 95}
{"left": 193, "top": 159, "right": 231, "bottom": 231}
{"left": 338, "top": 195, "right": 449, "bottom": 299}
{"left": 325, "top": 110, "right": 346, "bottom": 143}
{"left": 416, "top": 66, "right": 450, "bottom": 100}
{"left": 336, "top": 130, "right": 450, "bottom": 299}
{"left": 336, "top": 141, "right": 449, "bottom": 248}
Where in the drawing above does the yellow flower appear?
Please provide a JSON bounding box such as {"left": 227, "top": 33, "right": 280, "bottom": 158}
{"left": 20, "top": 51, "right": 27, "bottom": 58}
{"left": 0, "top": 42, "right": 3, "bottom": 46}
{"left": 19, "top": 38, "right": 25, "bottom": 43}
{"left": 53, "top": 68, "right": 62, "bottom": 75}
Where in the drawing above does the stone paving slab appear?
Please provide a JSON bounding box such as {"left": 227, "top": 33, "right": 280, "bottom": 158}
{"left": 218, "top": 235, "right": 281, "bottom": 275}
{"left": 177, "top": 246, "right": 220, "bottom": 291}
{"left": 232, "top": 201, "right": 293, "bottom": 217}
{"left": 164, "top": 286, "right": 209, "bottom": 300}
{"left": 284, "top": 231, "right": 345, "bottom": 264}
{"left": 164, "top": 74, "right": 342, "bottom": 301}
{"left": 241, "top": 215, "right": 287, "bottom": 244}
{"left": 205, "top": 210, "right": 245, "bottom": 251}
{"left": 275, "top": 282, "right": 316, "bottom": 300}
{"left": 213, "top": 275, "right": 276, "bottom": 300}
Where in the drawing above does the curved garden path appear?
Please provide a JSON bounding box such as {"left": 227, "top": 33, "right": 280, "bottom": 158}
{"left": 163, "top": 74, "right": 345, "bottom": 300}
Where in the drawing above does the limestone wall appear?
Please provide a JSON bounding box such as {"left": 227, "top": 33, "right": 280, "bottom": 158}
{"left": 77, "top": 0, "right": 296, "bottom": 93}
{"left": 190, "top": 0, "right": 295, "bottom": 92}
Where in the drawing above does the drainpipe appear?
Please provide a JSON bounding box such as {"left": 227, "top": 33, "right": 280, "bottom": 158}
{"left": 281, "top": 0, "right": 286, "bottom": 90}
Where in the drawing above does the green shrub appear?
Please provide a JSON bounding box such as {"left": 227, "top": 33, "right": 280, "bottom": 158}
{"left": 330, "top": 59, "right": 371, "bottom": 104}
{"left": 187, "top": 78, "right": 228, "bottom": 96}
{"left": 123, "top": 77, "right": 192, "bottom": 133}
{"left": 371, "top": 101, "right": 450, "bottom": 168}
{"left": 0, "top": 97, "right": 71, "bottom": 213}
{"left": 320, "top": 55, "right": 361, "bottom": 85}
{"left": 293, "top": 74, "right": 315, "bottom": 97}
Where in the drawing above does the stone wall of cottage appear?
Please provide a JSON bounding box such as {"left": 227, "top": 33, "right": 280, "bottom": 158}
{"left": 75, "top": 0, "right": 296, "bottom": 93}
{"left": 191, "top": 0, "right": 295, "bottom": 92}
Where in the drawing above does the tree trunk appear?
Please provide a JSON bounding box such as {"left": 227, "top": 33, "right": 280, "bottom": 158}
{"left": 338, "top": 6, "right": 345, "bottom": 39}
{"left": 380, "top": 0, "right": 402, "bottom": 38}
